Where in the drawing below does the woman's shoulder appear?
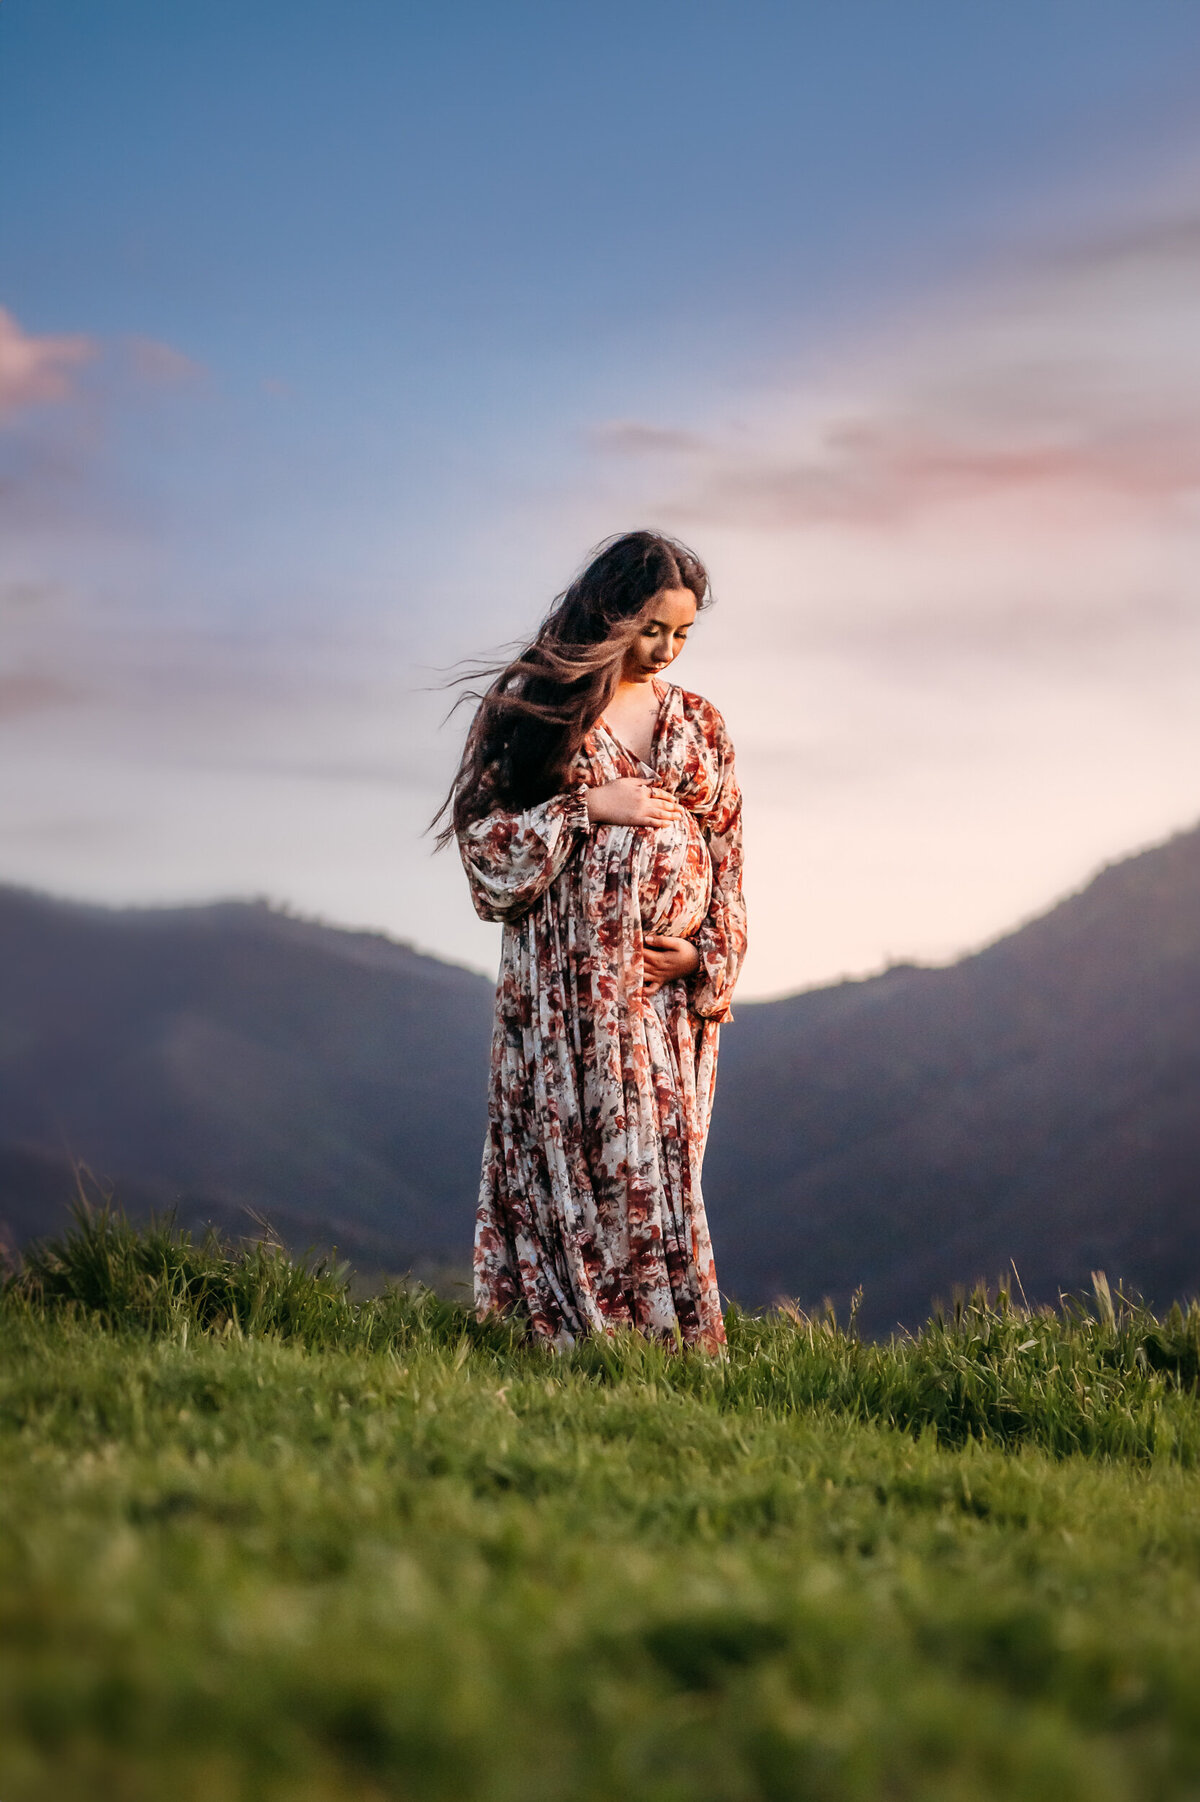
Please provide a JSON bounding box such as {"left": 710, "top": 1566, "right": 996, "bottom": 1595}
{"left": 670, "top": 683, "right": 733, "bottom": 743}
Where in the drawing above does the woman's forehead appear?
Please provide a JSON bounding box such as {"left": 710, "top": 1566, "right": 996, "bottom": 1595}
{"left": 642, "top": 586, "right": 696, "bottom": 626}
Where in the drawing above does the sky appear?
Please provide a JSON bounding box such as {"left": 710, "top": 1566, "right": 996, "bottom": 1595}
{"left": 3, "top": 1, "right": 1200, "bottom": 999}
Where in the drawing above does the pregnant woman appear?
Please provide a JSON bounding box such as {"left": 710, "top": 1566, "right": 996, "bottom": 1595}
{"left": 439, "top": 530, "right": 747, "bottom": 1351}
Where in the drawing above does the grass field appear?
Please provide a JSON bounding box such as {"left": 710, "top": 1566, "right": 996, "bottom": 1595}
{"left": 2, "top": 1204, "right": 1199, "bottom": 1802}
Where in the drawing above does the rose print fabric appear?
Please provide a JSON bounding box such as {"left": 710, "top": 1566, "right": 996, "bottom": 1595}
{"left": 456, "top": 681, "right": 747, "bottom": 1352}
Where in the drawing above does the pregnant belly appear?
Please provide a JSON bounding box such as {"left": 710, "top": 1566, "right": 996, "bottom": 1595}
{"left": 639, "top": 808, "right": 712, "bottom": 939}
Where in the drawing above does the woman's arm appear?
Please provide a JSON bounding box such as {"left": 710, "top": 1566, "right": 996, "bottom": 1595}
{"left": 457, "top": 789, "right": 592, "bottom": 923}
{"left": 688, "top": 718, "right": 748, "bottom": 1022}
{"left": 458, "top": 776, "right": 680, "bottom": 925}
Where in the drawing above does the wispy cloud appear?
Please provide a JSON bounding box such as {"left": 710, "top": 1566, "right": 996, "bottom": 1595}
{"left": 0, "top": 307, "right": 96, "bottom": 422}
{"left": 0, "top": 304, "right": 204, "bottom": 429}
{"left": 589, "top": 420, "right": 708, "bottom": 458}
{"left": 0, "top": 304, "right": 204, "bottom": 537}
{"left": 124, "top": 335, "right": 204, "bottom": 388}
{"left": 0, "top": 672, "right": 85, "bottom": 722}
{"left": 596, "top": 200, "right": 1200, "bottom": 532}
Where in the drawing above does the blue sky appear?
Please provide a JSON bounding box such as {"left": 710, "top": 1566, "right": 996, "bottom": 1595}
{"left": 3, "top": 3, "right": 1200, "bottom": 994}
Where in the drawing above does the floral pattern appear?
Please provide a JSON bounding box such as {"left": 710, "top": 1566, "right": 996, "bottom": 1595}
{"left": 457, "top": 681, "right": 747, "bottom": 1351}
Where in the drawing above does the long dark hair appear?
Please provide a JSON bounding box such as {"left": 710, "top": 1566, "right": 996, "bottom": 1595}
{"left": 434, "top": 530, "right": 710, "bottom": 845}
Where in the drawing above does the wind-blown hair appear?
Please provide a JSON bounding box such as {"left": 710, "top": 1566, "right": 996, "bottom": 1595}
{"left": 434, "top": 530, "right": 710, "bottom": 845}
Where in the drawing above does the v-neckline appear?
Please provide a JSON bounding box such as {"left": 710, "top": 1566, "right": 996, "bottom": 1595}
{"left": 600, "top": 677, "right": 669, "bottom": 773}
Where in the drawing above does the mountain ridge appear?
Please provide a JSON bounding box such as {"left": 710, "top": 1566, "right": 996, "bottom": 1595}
{"left": 2, "top": 819, "right": 1197, "bottom": 1330}
{"left": 704, "top": 821, "right": 1200, "bottom": 1327}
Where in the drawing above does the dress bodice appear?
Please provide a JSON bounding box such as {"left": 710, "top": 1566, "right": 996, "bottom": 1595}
{"left": 586, "top": 696, "right": 713, "bottom": 939}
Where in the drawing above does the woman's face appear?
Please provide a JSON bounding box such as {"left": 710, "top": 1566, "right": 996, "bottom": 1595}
{"left": 623, "top": 586, "right": 698, "bottom": 682}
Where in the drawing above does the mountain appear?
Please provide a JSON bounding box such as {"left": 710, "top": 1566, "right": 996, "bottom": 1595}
{"left": 0, "top": 893, "right": 494, "bottom": 1280}
{"left": 1, "top": 821, "right": 1197, "bottom": 1329}
{"left": 705, "top": 822, "right": 1200, "bottom": 1329}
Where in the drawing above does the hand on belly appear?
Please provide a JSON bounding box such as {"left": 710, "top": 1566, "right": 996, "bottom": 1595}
{"left": 643, "top": 933, "right": 701, "bottom": 995}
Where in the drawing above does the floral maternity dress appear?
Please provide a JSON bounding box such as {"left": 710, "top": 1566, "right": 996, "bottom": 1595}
{"left": 457, "top": 680, "right": 747, "bottom": 1351}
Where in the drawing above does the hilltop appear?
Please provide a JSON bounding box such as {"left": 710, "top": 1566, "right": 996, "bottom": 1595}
{"left": 3, "top": 1209, "right": 1200, "bottom": 1802}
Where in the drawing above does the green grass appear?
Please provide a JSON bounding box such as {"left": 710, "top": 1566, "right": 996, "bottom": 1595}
{"left": 2, "top": 1202, "right": 1199, "bottom": 1802}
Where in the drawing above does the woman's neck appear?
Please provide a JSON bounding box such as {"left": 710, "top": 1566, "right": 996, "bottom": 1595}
{"left": 615, "top": 671, "right": 663, "bottom": 697}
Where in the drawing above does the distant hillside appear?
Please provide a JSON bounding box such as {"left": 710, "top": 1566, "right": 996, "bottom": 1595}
{"left": 2, "top": 820, "right": 1198, "bottom": 1329}
{"left": 706, "top": 822, "right": 1200, "bottom": 1328}
{"left": 0, "top": 893, "right": 494, "bottom": 1278}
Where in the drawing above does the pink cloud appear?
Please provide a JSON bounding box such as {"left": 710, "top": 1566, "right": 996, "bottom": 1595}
{"left": 596, "top": 199, "right": 1200, "bottom": 531}
{"left": 673, "top": 415, "right": 1200, "bottom": 530}
{"left": 0, "top": 307, "right": 96, "bottom": 422}
{"left": 0, "top": 672, "right": 85, "bottom": 721}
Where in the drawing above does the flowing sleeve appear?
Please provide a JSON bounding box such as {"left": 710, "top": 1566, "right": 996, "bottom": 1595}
{"left": 457, "top": 787, "right": 592, "bottom": 924}
{"left": 688, "top": 715, "right": 747, "bottom": 1023}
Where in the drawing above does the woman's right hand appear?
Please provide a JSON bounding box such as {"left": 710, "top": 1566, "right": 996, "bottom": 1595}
{"left": 585, "top": 777, "right": 680, "bottom": 828}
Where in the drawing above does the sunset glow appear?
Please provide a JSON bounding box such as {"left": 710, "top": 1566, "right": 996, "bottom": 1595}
{"left": 2, "top": 4, "right": 1198, "bottom": 996}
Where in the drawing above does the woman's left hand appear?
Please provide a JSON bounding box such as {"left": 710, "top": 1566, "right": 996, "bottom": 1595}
{"left": 643, "top": 933, "right": 701, "bottom": 995}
